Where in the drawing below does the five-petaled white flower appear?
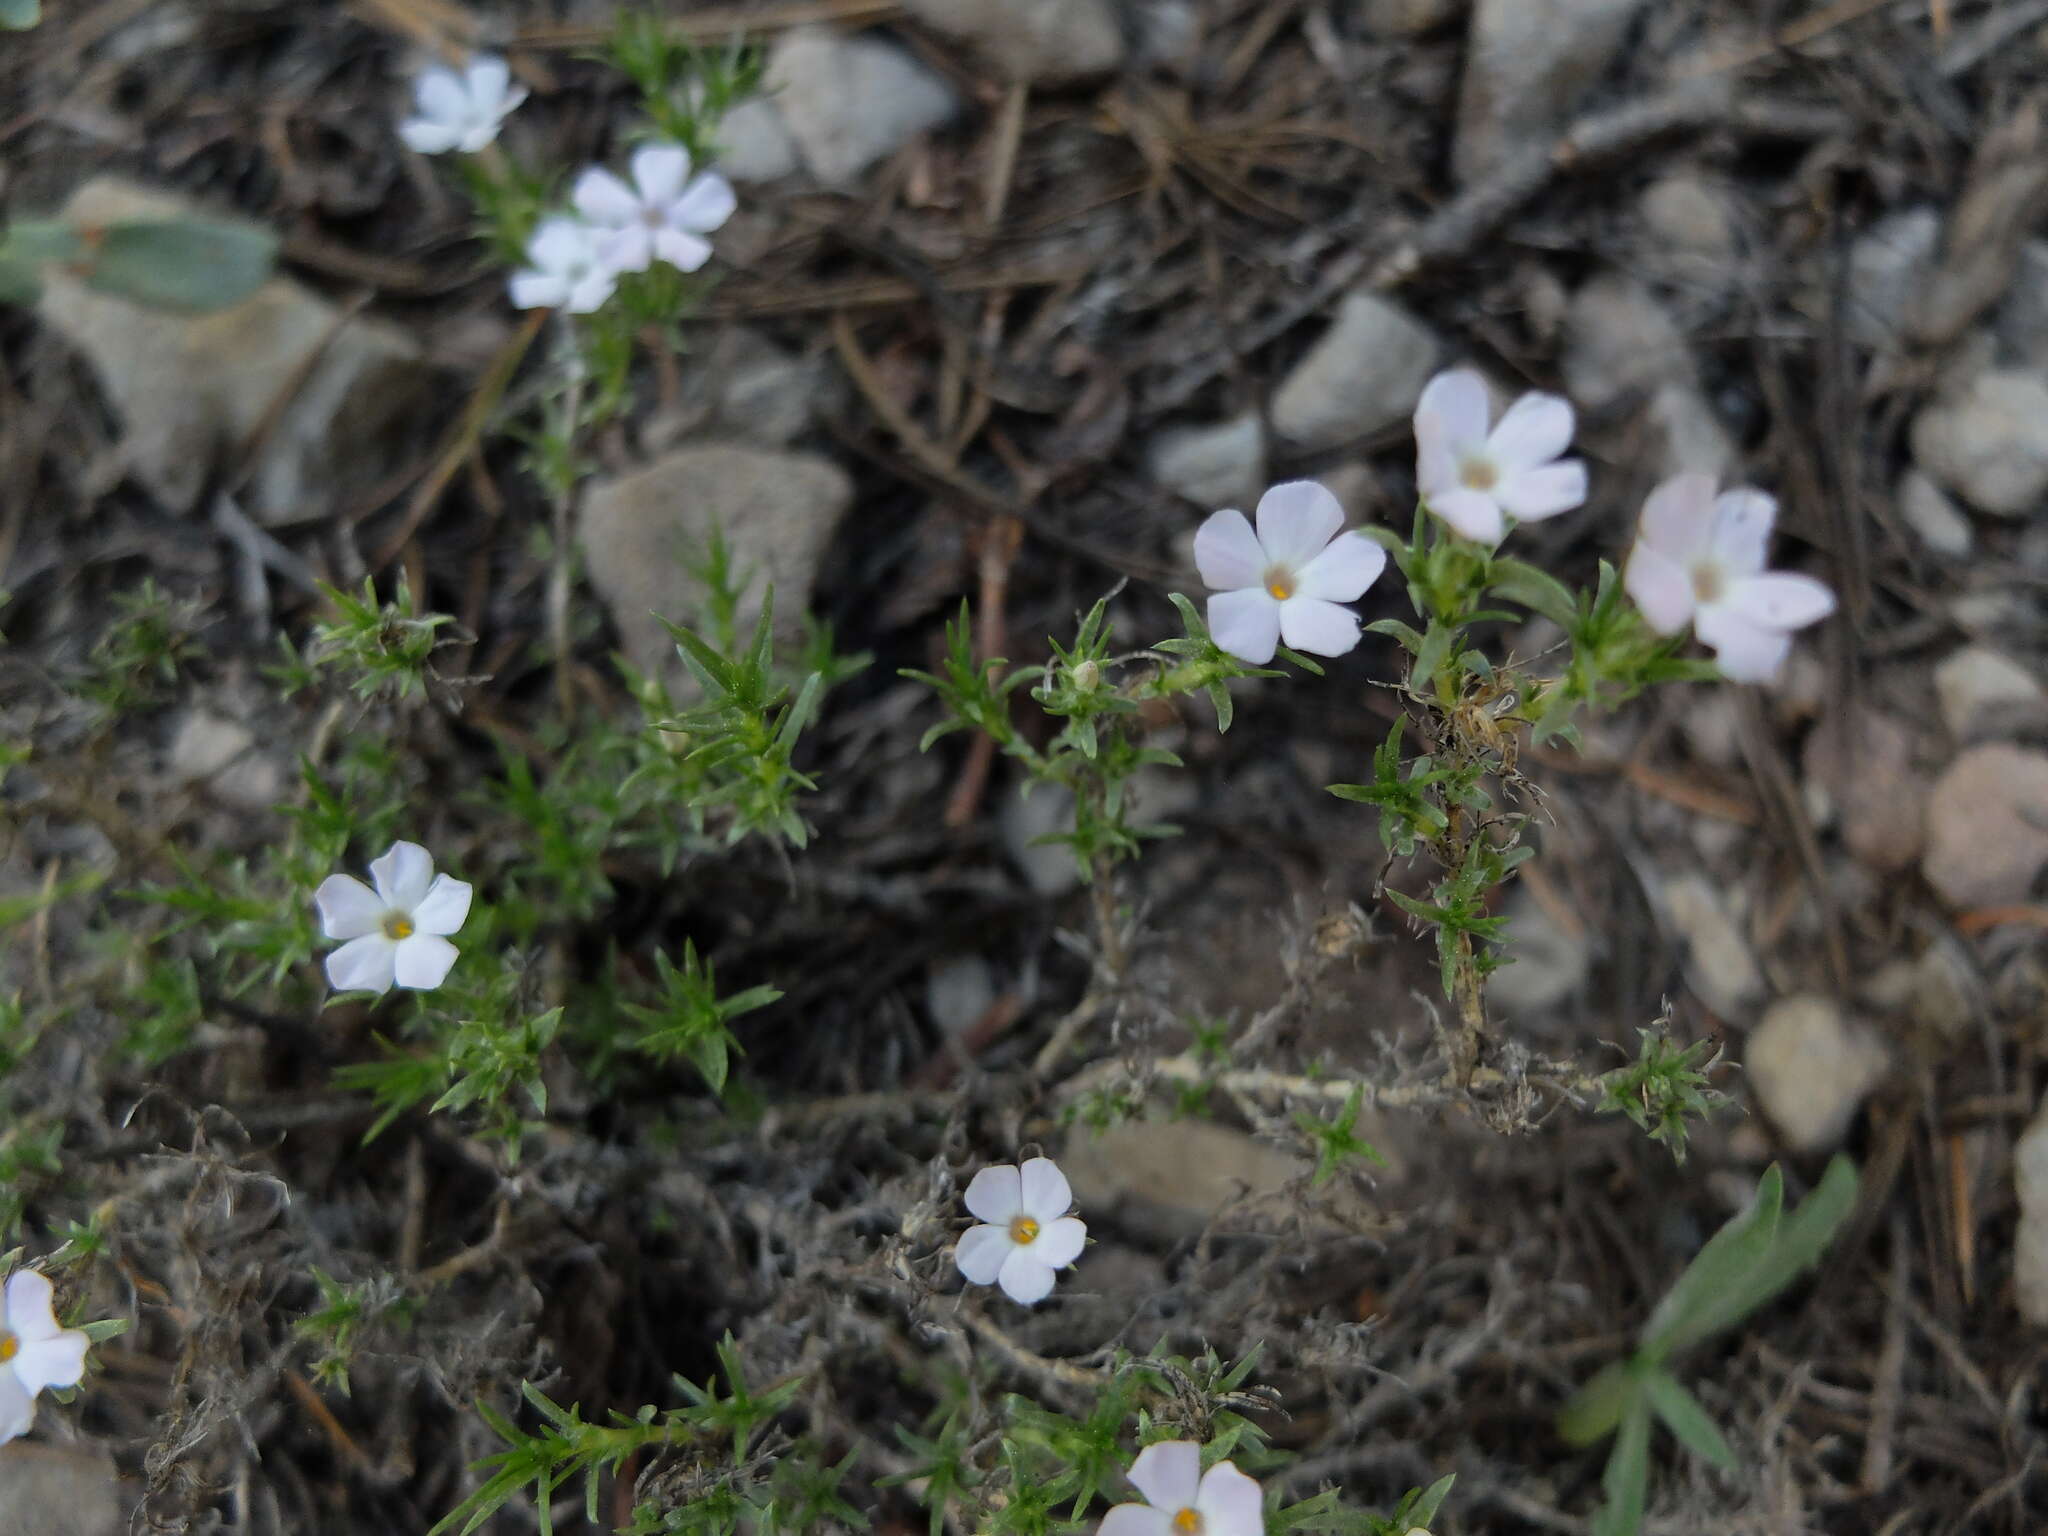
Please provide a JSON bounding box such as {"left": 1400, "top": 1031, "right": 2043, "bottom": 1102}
{"left": 398, "top": 55, "right": 527, "bottom": 156}
{"left": 1099, "top": 1440, "right": 1264, "bottom": 1536}
{"left": 1622, "top": 472, "right": 1836, "bottom": 683}
{"left": 572, "top": 145, "right": 737, "bottom": 276}
{"left": 955, "top": 1156, "right": 1086, "bottom": 1306}
{"left": 1194, "top": 481, "right": 1387, "bottom": 666}
{"left": 1413, "top": 367, "right": 1588, "bottom": 545}
{"left": 315, "top": 840, "right": 472, "bottom": 995}
{"left": 509, "top": 217, "right": 620, "bottom": 314}
{"left": 0, "top": 1270, "right": 91, "bottom": 1446}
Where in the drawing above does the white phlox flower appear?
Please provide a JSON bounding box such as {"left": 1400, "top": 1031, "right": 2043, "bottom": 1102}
{"left": 509, "top": 217, "right": 619, "bottom": 314}
{"left": 1622, "top": 472, "right": 1837, "bottom": 684}
{"left": 1098, "top": 1440, "right": 1264, "bottom": 1536}
{"left": 572, "top": 145, "right": 737, "bottom": 276}
{"left": 398, "top": 55, "right": 527, "bottom": 155}
{"left": 1413, "top": 367, "right": 1588, "bottom": 544}
{"left": 954, "top": 1156, "right": 1086, "bottom": 1306}
{"left": 0, "top": 1270, "right": 91, "bottom": 1446}
{"left": 1193, "top": 480, "right": 1387, "bottom": 666}
{"left": 315, "top": 840, "right": 472, "bottom": 995}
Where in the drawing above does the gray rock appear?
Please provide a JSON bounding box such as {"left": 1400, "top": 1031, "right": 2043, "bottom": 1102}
{"left": 765, "top": 27, "right": 957, "bottom": 188}
{"left": 1800, "top": 709, "right": 1926, "bottom": 875}
{"left": 925, "top": 953, "right": 997, "bottom": 1037}
{"left": 1745, "top": 995, "right": 1889, "bottom": 1153}
{"left": 1843, "top": 207, "right": 1941, "bottom": 349}
{"left": 1910, "top": 369, "right": 2048, "bottom": 517}
{"left": 1000, "top": 782, "right": 1082, "bottom": 896}
{"left": 1561, "top": 275, "right": 1691, "bottom": 413}
{"left": 168, "top": 709, "right": 287, "bottom": 812}
{"left": 1270, "top": 290, "right": 1439, "bottom": 450}
{"left": 37, "top": 179, "right": 434, "bottom": 525}
{"left": 1488, "top": 886, "right": 1590, "bottom": 1016}
{"left": 712, "top": 97, "right": 801, "bottom": 183}
{"left": 1661, "top": 872, "right": 1763, "bottom": 1019}
{"left": 579, "top": 445, "right": 854, "bottom": 683}
{"left": 1146, "top": 412, "right": 1265, "bottom": 509}
{"left": 2015, "top": 1096, "right": 2048, "bottom": 1322}
{"left": 1934, "top": 646, "right": 2048, "bottom": 743}
{"left": 904, "top": 0, "right": 1125, "bottom": 83}
{"left": 1922, "top": 745, "right": 2048, "bottom": 908}
{"left": 1453, "top": 0, "right": 1649, "bottom": 184}
{"left": 0, "top": 1443, "right": 123, "bottom": 1536}
{"left": 1060, "top": 1119, "right": 1306, "bottom": 1241}
{"left": 1640, "top": 173, "right": 1738, "bottom": 261}
{"left": 1364, "top": 0, "right": 1465, "bottom": 34}
{"left": 1897, "top": 469, "right": 1974, "bottom": 559}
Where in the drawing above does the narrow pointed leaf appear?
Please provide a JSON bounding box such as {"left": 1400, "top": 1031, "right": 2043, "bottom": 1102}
{"left": 1643, "top": 1368, "right": 1737, "bottom": 1471}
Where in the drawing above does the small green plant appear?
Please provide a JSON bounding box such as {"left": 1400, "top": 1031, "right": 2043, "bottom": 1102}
{"left": 1558, "top": 1157, "right": 1859, "bottom": 1536}
{"left": 1596, "top": 1019, "right": 1730, "bottom": 1166}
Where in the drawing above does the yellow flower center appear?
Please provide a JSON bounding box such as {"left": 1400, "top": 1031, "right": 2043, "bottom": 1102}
{"left": 1173, "top": 1510, "right": 1204, "bottom": 1534}
{"left": 382, "top": 914, "right": 415, "bottom": 941}
{"left": 0, "top": 1331, "right": 17, "bottom": 1364}
{"left": 1009, "top": 1215, "right": 1040, "bottom": 1245}
{"left": 1691, "top": 563, "right": 1725, "bottom": 605}
{"left": 1264, "top": 566, "right": 1296, "bottom": 602}
{"left": 1459, "top": 456, "right": 1498, "bottom": 491}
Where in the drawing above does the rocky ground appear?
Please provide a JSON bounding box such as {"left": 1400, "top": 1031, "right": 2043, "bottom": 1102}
{"left": 5, "top": 0, "right": 2048, "bottom": 1533}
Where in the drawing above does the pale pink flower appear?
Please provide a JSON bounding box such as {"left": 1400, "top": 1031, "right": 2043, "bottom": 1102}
{"left": 954, "top": 1156, "right": 1086, "bottom": 1306}
{"left": 508, "top": 217, "right": 618, "bottom": 314}
{"left": 1099, "top": 1441, "right": 1264, "bottom": 1536}
{"left": 315, "top": 841, "right": 472, "bottom": 995}
{"left": 1194, "top": 481, "right": 1387, "bottom": 665}
{"left": 1623, "top": 473, "right": 1836, "bottom": 683}
{"left": 572, "top": 145, "right": 736, "bottom": 276}
{"left": 397, "top": 55, "right": 526, "bottom": 155}
{"left": 1413, "top": 367, "right": 1587, "bottom": 544}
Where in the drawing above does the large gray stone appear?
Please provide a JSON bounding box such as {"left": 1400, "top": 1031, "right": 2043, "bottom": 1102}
{"left": 904, "top": 0, "right": 1125, "bottom": 83}
{"left": 765, "top": 27, "right": 957, "bottom": 188}
{"left": 1060, "top": 1120, "right": 1308, "bottom": 1241}
{"left": 1910, "top": 369, "right": 2048, "bottom": 517}
{"left": 1934, "top": 646, "right": 2048, "bottom": 744}
{"left": 1561, "top": 275, "right": 1691, "bottom": 413}
{"left": 1146, "top": 412, "right": 1265, "bottom": 509}
{"left": 1660, "top": 872, "right": 1762, "bottom": 1020}
{"left": 1269, "top": 291, "right": 1439, "bottom": 450}
{"left": 579, "top": 445, "right": 854, "bottom": 682}
{"left": 0, "top": 1443, "right": 123, "bottom": 1536}
{"left": 37, "top": 179, "right": 434, "bottom": 525}
{"left": 1453, "top": 0, "right": 1649, "bottom": 184}
{"left": 1922, "top": 745, "right": 2048, "bottom": 908}
{"left": 1745, "top": 995, "right": 1888, "bottom": 1153}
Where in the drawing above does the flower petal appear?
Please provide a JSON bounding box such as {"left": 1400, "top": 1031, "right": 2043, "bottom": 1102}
{"left": 1253, "top": 481, "right": 1344, "bottom": 571}
{"left": 1425, "top": 487, "right": 1504, "bottom": 545}
{"left": 528, "top": 216, "right": 594, "bottom": 273}
{"left": 1029, "top": 1215, "right": 1087, "bottom": 1268}
{"left": 1294, "top": 531, "right": 1386, "bottom": 602}
{"left": 0, "top": 1369, "right": 33, "bottom": 1446}
{"left": 572, "top": 165, "right": 642, "bottom": 226}
{"left": 1207, "top": 589, "right": 1281, "bottom": 665}
{"left": 392, "top": 934, "right": 459, "bottom": 991}
{"left": 464, "top": 55, "right": 512, "bottom": 113}
{"left": 509, "top": 270, "right": 568, "bottom": 310}
{"left": 1721, "top": 572, "right": 1835, "bottom": 632}
{"left": 1098, "top": 1506, "right": 1176, "bottom": 1536}
{"left": 1277, "top": 596, "right": 1362, "bottom": 658}
{"left": 1493, "top": 460, "right": 1588, "bottom": 521}
{"left": 631, "top": 143, "right": 693, "bottom": 204}
{"left": 1708, "top": 488, "right": 1779, "bottom": 577}
{"left": 11, "top": 1331, "right": 87, "bottom": 1396}
{"left": 314, "top": 874, "right": 383, "bottom": 941}
{"left": 1623, "top": 542, "right": 1695, "bottom": 636}
{"left": 1696, "top": 607, "right": 1793, "bottom": 683}
{"left": 398, "top": 117, "right": 464, "bottom": 154}
{"left": 566, "top": 269, "right": 619, "bottom": 314}
{"left": 1195, "top": 1461, "right": 1266, "bottom": 1536}
{"left": 996, "top": 1248, "right": 1056, "bottom": 1305}
{"left": 1128, "top": 1440, "right": 1203, "bottom": 1513}
{"left": 1019, "top": 1156, "right": 1072, "bottom": 1219}
{"left": 672, "top": 173, "right": 737, "bottom": 233}
{"left": 1414, "top": 368, "right": 1492, "bottom": 454}
{"left": 1193, "top": 507, "right": 1266, "bottom": 592}
{"left": 325, "top": 934, "right": 397, "bottom": 995}
{"left": 963, "top": 1164, "right": 1023, "bottom": 1225}
{"left": 1486, "top": 390, "right": 1574, "bottom": 470}
{"left": 413, "top": 66, "right": 467, "bottom": 123}
{"left": 652, "top": 227, "right": 713, "bottom": 273}
{"left": 4, "top": 1271, "right": 58, "bottom": 1341}
{"left": 411, "top": 874, "right": 473, "bottom": 937}
{"left": 369, "top": 841, "right": 435, "bottom": 910}
{"left": 600, "top": 223, "right": 655, "bottom": 274}
{"left": 1639, "top": 473, "right": 1718, "bottom": 563}
{"left": 954, "top": 1224, "right": 1013, "bottom": 1285}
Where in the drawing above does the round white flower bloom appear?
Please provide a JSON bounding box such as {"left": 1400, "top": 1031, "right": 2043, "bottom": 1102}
{"left": 1099, "top": 1440, "right": 1264, "bottom": 1536}
{"left": 954, "top": 1156, "right": 1086, "bottom": 1306}
{"left": 398, "top": 55, "right": 527, "bottom": 156}
{"left": 0, "top": 1270, "right": 91, "bottom": 1447}
{"left": 572, "top": 145, "right": 737, "bottom": 276}
{"left": 315, "top": 840, "right": 472, "bottom": 995}
{"left": 1412, "top": 367, "right": 1587, "bottom": 545}
{"left": 1622, "top": 472, "right": 1836, "bottom": 684}
{"left": 1193, "top": 481, "right": 1387, "bottom": 666}
{"left": 508, "top": 217, "right": 619, "bottom": 315}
